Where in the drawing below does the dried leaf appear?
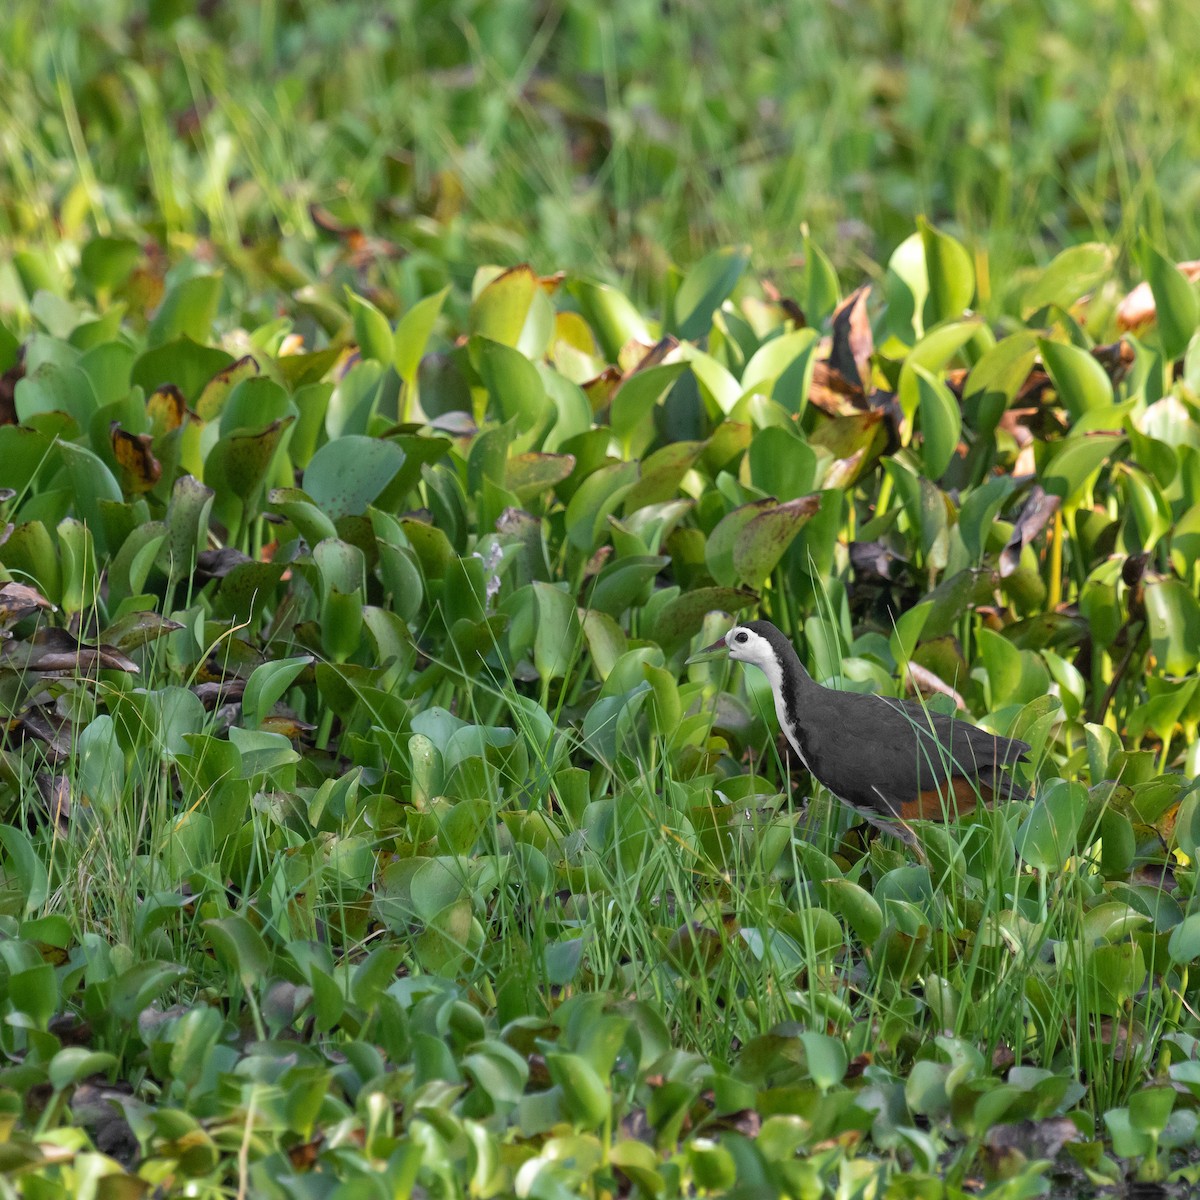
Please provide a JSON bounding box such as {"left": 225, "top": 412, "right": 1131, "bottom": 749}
{"left": 1000, "top": 485, "right": 1060, "bottom": 578}
{"left": 110, "top": 423, "right": 162, "bottom": 493}
{"left": 0, "top": 581, "right": 55, "bottom": 630}
{"left": 828, "top": 286, "right": 873, "bottom": 393}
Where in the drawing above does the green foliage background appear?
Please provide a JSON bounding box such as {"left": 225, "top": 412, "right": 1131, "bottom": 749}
{"left": 3, "top": 1, "right": 1200, "bottom": 1197}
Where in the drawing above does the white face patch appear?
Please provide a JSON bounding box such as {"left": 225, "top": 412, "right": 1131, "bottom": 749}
{"left": 727, "top": 628, "right": 812, "bottom": 772}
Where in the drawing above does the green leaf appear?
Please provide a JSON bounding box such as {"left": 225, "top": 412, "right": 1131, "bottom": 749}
{"left": 919, "top": 217, "right": 975, "bottom": 326}
{"left": 532, "top": 582, "right": 582, "bottom": 681}
{"left": 1040, "top": 433, "right": 1124, "bottom": 502}
{"left": 545, "top": 1052, "right": 610, "bottom": 1128}
{"left": 673, "top": 244, "right": 750, "bottom": 341}
{"left": 1037, "top": 338, "right": 1113, "bottom": 419}
{"left": 0, "top": 825, "right": 49, "bottom": 915}
{"left": 910, "top": 363, "right": 962, "bottom": 477}
{"left": 476, "top": 337, "right": 549, "bottom": 433}
{"left": 204, "top": 915, "right": 271, "bottom": 986}
{"left": 48, "top": 1048, "right": 118, "bottom": 1092}
{"left": 571, "top": 279, "right": 652, "bottom": 361}
{"left": 148, "top": 273, "right": 222, "bottom": 347}
{"left": 1140, "top": 237, "right": 1200, "bottom": 361}
{"left": 469, "top": 265, "right": 536, "bottom": 347}
{"left": 610, "top": 362, "right": 689, "bottom": 447}
{"left": 802, "top": 235, "right": 840, "bottom": 322}
{"left": 1016, "top": 780, "right": 1089, "bottom": 872}
{"left": 242, "top": 655, "right": 314, "bottom": 729}
{"left": 1145, "top": 577, "right": 1200, "bottom": 675}
{"left": 346, "top": 288, "right": 394, "bottom": 364}
{"left": 800, "top": 1031, "right": 847, "bottom": 1090}
{"left": 1168, "top": 912, "right": 1200, "bottom": 965}
{"left": 731, "top": 496, "right": 822, "bottom": 588}
{"left": 303, "top": 435, "right": 406, "bottom": 518}
{"left": 80, "top": 236, "right": 140, "bottom": 291}
{"left": 1023, "top": 243, "right": 1114, "bottom": 314}
{"left": 394, "top": 286, "right": 449, "bottom": 385}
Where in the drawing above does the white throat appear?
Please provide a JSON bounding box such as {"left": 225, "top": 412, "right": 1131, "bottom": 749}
{"left": 755, "top": 651, "right": 811, "bottom": 772}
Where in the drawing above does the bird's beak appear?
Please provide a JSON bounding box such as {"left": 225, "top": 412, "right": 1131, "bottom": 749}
{"left": 686, "top": 637, "right": 728, "bottom": 665}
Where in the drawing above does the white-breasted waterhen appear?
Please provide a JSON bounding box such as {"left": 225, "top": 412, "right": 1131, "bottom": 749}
{"left": 689, "top": 619, "right": 1030, "bottom": 822}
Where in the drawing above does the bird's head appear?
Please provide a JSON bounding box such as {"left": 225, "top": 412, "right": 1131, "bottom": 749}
{"left": 686, "top": 620, "right": 784, "bottom": 673}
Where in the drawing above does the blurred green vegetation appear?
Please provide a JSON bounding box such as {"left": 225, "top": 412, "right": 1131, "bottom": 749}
{"left": 3, "top": 0, "right": 1200, "bottom": 305}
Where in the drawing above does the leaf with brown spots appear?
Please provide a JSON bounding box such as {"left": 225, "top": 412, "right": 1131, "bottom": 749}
{"left": 146, "top": 383, "right": 188, "bottom": 436}
{"left": 111, "top": 423, "right": 162, "bottom": 493}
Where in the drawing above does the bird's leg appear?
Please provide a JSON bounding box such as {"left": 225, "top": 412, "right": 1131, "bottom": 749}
{"left": 848, "top": 793, "right": 928, "bottom": 863}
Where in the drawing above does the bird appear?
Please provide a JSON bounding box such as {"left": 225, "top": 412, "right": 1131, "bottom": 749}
{"left": 689, "top": 619, "right": 1030, "bottom": 823}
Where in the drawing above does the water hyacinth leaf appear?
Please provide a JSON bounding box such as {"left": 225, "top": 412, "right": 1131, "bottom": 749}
{"left": 204, "top": 915, "right": 271, "bottom": 986}
{"left": 610, "top": 362, "right": 689, "bottom": 446}
{"left": 565, "top": 460, "right": 639, "bottom": 552}
{"left": 545, "top": 1052, "right": 610, "bottom": 1128}
{"left": 908, "top": 363, "right": 962, "bottom": 478}
{"left": 731, "top": 495, "right": 821, "bottom": 588}
{"left": 15, "top": 362, "right": 97, "bottom": 430}
{"left": 650, "top": 586, "right": 756, "bottom": 648}
{"left": 672, "top": 244, "right": 750, "bottom": 342}
{"left": 394, "top": 285, "right": 449, "bottom": 386}
{"left": 571, "top": 279, "right": 653, "bottom": 361}
{"left": 194, "top": 355, "right": 260, "bottom": 422}
{"left": 242, "top": 655, "right": 314, "bottom": 729}
{"left": 346, "top": 288, "right": 394, "bottom": 364}
{"left": 303, "top": 435, "right": 405, "bottom": 518}
{"left": 1040, "top": 433, "right": 1123, "bottom": 501}
{"left": 532, "top": 582, "right": 581, "bottom": 680}
{"left": 219, "top": 375, "right": 289, "bottom": 437}
{"left": 469, "top": 264, "right": 536, "bottom": 348}
{"left": 1037, "top": 339, "right": 1113, "bottom": 419}
{"left": 147, "top": 273, "right": 222, "bottom": 346}
{"left": 1144, "top": 577, "right": 1200, "bottom": 675}
{"left": 1016, "top": 780, "right": 1089, "bottom": 872}
{"left": 205, "top": 416, "right": 293, "bottom": 515}
{"left": 506, "top": 452, "right": 576, "bottom": 502}
{"left": 476, "top": 337, "right": 549, "bottom": 433}
{"left": 741, "top": 328, "right": 819, "bottom": 395}
{"left": 800, "top": 1031, "right": 848, "bottom": 1090}
{"left": 56, "top": 442, "right": 123, "bottom": 551}
{"left": 586, "top": 555, "right": 668, "bottom": 618}
{"left": 1139, "top": 237, "right": 1200, "bottom": 361}
{"left": 1022, "top": 243, "right": 1114, "bottom": 314}
{"left": 0, "top": 825, "right": 49, "bottom": 915}
{"left": 706, "top": 498, "right": 775, "bottom": 587}
{"left": 80, "top": 235, "right": 140, "bottom": 291}
{"left": 802, "top": 234, "right": 841, "bottom": 321}
{"left": 919, "top": 217, "right": 975, "bottom": 326}
{"left": 131, "top": 337, "right": 234, "bottom": 404}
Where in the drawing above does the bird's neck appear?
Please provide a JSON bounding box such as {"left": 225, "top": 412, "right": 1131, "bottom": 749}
{"left": 761, "top": 639, "right": 818, "bottom": 767}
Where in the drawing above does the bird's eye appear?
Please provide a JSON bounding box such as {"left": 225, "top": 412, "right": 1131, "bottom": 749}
{"left": 735, "top": 631, "right": 748, "bottom": 644}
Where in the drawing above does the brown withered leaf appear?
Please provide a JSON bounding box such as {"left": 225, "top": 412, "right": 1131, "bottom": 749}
{"left": 35, "top": 772, "right": 72, "bottom": 836}
{"left": 1, "top": 626, "right": 139, "bottom": 675}
{"left": 582, "top": 367, "right": 621, "bottom": 414}
{"left": 0, "top": 581, "right": 55, "bottom": 630}
{"left": 99, "top": 610, "right": 185, "bottom": 653}
{"left": 146, "top": 383, "right": 188, "bottom": 436}
{"left": 828, "top": 285, "right": 874, "bottom": 393}
{"left": 192, "top": 679, "right": 247, "bottom": 710}
{"left": 17, "top": 709, "right": 74, "bottom": 760}
{"left": 1000, "top": 485, "right": 1060, "bottom": 578}
{"left": 260, "top": 715, "right": 316, "bottom": 740}
{"left": 0, "top": 356, "right": 24, "bottom": 425}
{"left": 1117, "top": 260, "right": 1200, "bottom": 331}
{"left": 808, "top": 360, "right": 866, "bottom": 416}
{"left": 111, "top": 424, "right": 162, "bottom": 493}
